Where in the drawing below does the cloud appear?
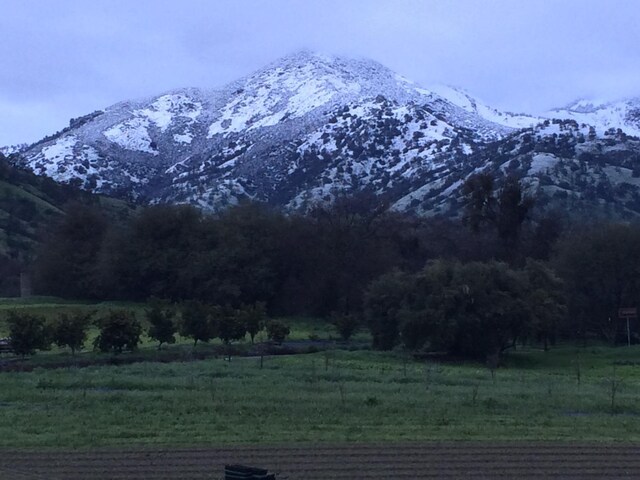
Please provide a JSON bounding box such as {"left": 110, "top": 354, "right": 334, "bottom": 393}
{"left": 1, "top": 0, "right": 639, "bottom": 144}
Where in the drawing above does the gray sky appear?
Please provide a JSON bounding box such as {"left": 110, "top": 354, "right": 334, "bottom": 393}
{"left": 2, "top": 0, "right": 640, "bottom": 146}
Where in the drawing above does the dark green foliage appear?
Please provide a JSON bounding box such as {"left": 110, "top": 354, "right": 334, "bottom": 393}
{"left": 265, "top": 319, "right": 290, "bottom": 344}
{"left": 98, "top": 204, "right": 208, "bottom": 301}
{"left": 331, "top": 312, "right": 359, "bottom": 341}
{"left": 52, "top": 310, "right": 93, "bottom": 355}
{"left": 364, "top": 260, "right": 564, "bottom": 360}
{"left": 462, "top": 173, "right": 496, "bottom": 232}
{"left": 179, "top": 301, "right": 217, "bottom": 347}
{"left": 445, "top": 261, "right": 530, "bottom": 358}
{"left": 555, "top": 223, "right": 640, "bottom": 343}
{"left": 496, "top": 176, "right": 535, "bottom": 250}
{"left": 217, "top": 307, "right": 247, "bottom": 344}
{"left": 462, "top": 173, "right": 534, "bottom": 261}
{"left": 0, "top": 154, "right": 124, "bottom": 269}
{"left": 145, "top": 298, "right": 177, "bottom": 349}
{"left": 23, "top": 188, "right": 640, "bottom": 357}
{"left": 6, "top": 311, "right": 51, "bottom": 356}
{"left": 94, "top": 310, "right": 142, "bottom": 354}
{"left": 524, "top": 260, "right": 567, "bottom": 350}
{"left": 364, "top": 271, "right": 412, "bottom": 350}
{"left": 33, "top": 203, "right": 108, "bottom": 299}
{"left": 236, "top": 302, "right": 267, "bottom": 343}
{"left": 207, "top": 202, "right": 285, "bottom": 307}
{"left": 301, "top": 192, "right": 400, "bottom": 316}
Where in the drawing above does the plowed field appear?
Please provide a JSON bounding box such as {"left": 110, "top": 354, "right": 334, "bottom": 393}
{"left": 1, "top": 443, "right": 639, "bottom": 479}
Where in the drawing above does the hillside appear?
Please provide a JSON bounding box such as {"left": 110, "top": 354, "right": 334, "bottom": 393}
{"left": 9, "top": 51, "right": 640, "bottom": 218}
{"left": 0, "top": 152, "right": 132, "bottom": 295}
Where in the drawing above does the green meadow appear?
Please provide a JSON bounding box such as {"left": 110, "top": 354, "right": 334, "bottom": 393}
{"left": 1, "top": 341, "right": 640, "bottom": 448}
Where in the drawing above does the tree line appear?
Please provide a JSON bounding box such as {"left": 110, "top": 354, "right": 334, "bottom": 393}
{"left": 29, "top": 174, "right": 640, "bottom": 359}
{"left": 4, "top": 300, "right": 290, "bottom": 357}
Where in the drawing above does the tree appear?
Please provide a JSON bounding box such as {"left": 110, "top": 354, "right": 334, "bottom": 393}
{"left": 304, "top": 191, "right": 399, "bottom": 316}
{"left": 236, "top": 302, "right": 266, "bottom": 344}
{"left": 496, "top": 176, "right": 535, "bottom": 254}
{"left": 217, "top": 307, "right": 247, "bottom": 344}
{"left": 265, "top": 319, "right": 290, "bottom": 344}
{"left": 524, "top": 260, "right": 567, "bottom": 350}
{"left": 364, "top": 270, "right": 412, "bottom": 350}
{"left": 555, "top": 223, "right": 640, "bottom": 343}
{"left": 52, "top": 310, "right": 93, "bottom": 355}
{"left": 462, "top": 173, "right": 534, "bottom": 262}
{"left": 448, "top": 261, "right": 530, "bottom": 359}
{"left": 331, "top": 312, "right": 359, "bottom": 341}
{"left": 462, "top": 173, "right": 496, "bottom": 232}
{"left": 365, "top": 260, "right": 535, "bottom": 361}
{"left": 146, "top": 298, "right": 177, "bottom": 349}
{"left": 98, "top": 204, "right": 207, "bottom": 301}
{"left": 94, "top": 310, "right": 142, "bottom": 354}
{"left": 6, "top": 311, "right": 51, "bottom": 356}
{"left": 179, "top": 301, "right": 217, "bottom": 347}
{"left": 33, "top": 203, "right": 108, "bottom": 299}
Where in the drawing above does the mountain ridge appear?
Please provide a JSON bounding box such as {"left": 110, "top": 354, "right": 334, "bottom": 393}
{"left": 8, "top": 51, "right": 640, "bottom": 218}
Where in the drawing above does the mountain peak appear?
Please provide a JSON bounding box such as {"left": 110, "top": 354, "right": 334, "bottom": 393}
{"left": 558, "top": 98, "right": 612, "bottom": 114}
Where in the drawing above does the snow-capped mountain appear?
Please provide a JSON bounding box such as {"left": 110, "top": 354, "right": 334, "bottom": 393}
{"left": 427, "top": 85, "right": 542, "bottom": 130}
{"left": 0, "top": 144, "right": 27, "bottom": 156}
{"left": 547, "top": 97, "right": 640, "bottom": 137}
{"left": 10, "top": 51, "right": 640, "bottom": 218}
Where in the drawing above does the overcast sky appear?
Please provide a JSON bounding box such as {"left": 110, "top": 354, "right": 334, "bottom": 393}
{"left": 2, "top": 0, "right": 640, "bottom": 146}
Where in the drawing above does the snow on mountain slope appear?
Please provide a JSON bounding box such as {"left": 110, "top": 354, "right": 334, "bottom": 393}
{"left": 15, "top": 52, "right": 517, "bottom": 203}
{"left": 0, "top": 144, "right": 28, "bottom": 156}
{"left": 547, "top": 97, "right": 640, "bottom": 137}
{"left": 428, "top": 85, "right": 542, "bottom": 130}
{"left": 11, "top": 51, "right": 640, "bottom": 218}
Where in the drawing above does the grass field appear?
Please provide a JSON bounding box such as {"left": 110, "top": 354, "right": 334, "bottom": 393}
{"left": 1, "top": 340, "right": 640, "bottom": 448}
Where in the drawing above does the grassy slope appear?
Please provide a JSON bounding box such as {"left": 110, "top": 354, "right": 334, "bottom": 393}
{"left": 0, "top": 156, "right": 132, "bottom": 261}
{"left": 1, "top": 330, "right": 640, "bottom": 447}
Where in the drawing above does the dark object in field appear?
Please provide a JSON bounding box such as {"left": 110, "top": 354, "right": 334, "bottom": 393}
{"left": 0, "top": 337, "right": 13, "bottom": 354}
{"left": 225, "top": 464, "right": 276, "bottom": 479}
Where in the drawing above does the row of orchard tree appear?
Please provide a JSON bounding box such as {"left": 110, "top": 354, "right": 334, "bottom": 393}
{"left": 28, "top": 173, "right": 640, "bottom": 359}
{"left": 5, "top": 300, "right": 291, "bottom": 357}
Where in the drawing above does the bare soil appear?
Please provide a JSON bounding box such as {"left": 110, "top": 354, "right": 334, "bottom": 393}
{"left": 1, "top": 442, "right": 639, "bottom": 479}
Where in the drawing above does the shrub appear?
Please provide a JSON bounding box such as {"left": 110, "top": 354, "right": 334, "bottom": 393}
{"left": 52, "top": 310, "right": 93, "bottom": 355}
{"left": 331, "top": 312, "right": 359, "bottom": 341}
{"left": 265, "top": 319, "right": 290, "bottom": 344}
{"left": 94, "top": 310, "right": 142, "bottom": 354}
{"left": 146, "top": 298, "right": 177, "bottom": 349}
{"left": 6, "top": 311, "right": 51, "bottom": 356}
{"left": 179, "top": 301, "right": 217, "bottom": 347}
{"left": 218, "top": 308, "right": 247, "bottom": 344}
{"left": 236, "top": 302, "right": 266, "bottom": 343}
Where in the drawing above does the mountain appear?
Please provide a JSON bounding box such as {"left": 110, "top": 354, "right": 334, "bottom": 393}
{"left": 427, "top": 85, "right": 542, "bottom": 130}
{"left": 547, "top": 97, "right": 640, "bottom": 137}
{"left": 9, "top": 51, "right": 640, "bottom": 218}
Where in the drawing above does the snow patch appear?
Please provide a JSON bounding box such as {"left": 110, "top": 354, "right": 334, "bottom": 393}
{"left": 104, "top": 117, "right": 157, "bottom": 155}
{"left": 208, "top": 62, "right": 362, "bottom": 138}
{"left": 173, "top": 133, "right": 193, "bottom": 144}
{"left": 138, "top": 94, "right": 202, "bottom": 132}
{"left": 528, "top": 153, "right": 559, "bottom": 175}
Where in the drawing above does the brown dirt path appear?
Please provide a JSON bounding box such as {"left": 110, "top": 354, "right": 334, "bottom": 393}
{"left": 1, "top": 443, "right": 639, "bottom": 479}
